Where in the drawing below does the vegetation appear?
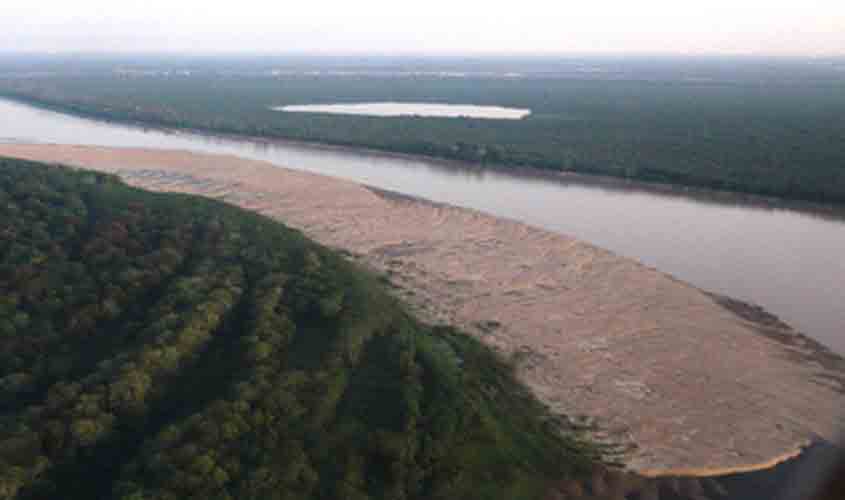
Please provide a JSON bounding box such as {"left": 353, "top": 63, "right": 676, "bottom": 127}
{"left": 0, "top": 158, "right": 597, "bottom": 500}
{"left": 0, "top": 58, "right": 844, "bottom": 204}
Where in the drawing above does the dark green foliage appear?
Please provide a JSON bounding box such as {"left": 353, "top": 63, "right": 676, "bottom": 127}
{"left": 1, "top": 65, "right": 844, "bottom": 204}
{"left": 0, "top": 158, "right": 597, "bottom": 500}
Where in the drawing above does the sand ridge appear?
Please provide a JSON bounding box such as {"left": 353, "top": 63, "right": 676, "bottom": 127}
{"left": 2, "top": 143, "right": 843, "bottom": 475}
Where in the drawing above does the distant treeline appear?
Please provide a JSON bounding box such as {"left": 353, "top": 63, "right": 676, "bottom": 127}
{"left": 1, "top": 70, "right": 844, "bottom": 204}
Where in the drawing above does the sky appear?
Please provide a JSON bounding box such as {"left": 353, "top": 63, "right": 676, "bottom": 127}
{"left": 2, "top": 0, "right": 844, "bottom": 56}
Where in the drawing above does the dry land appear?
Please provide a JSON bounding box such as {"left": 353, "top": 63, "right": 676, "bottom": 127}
{"left": 2, "top": 143, "right": 843, "bottom": 477}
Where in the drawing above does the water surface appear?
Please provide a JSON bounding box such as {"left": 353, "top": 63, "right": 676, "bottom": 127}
{"left": 0, "top": 98, "right": 842, "bottom": 353}
{"left": 273, "top": 102, "right": 531, "bottom": 119}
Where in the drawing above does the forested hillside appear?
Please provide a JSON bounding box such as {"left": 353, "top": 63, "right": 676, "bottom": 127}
{"left": 1, "top": 64, "right": 844, "bottom": 204}
{"left": 0, "top": 158, "right": 597, "bottom": 500}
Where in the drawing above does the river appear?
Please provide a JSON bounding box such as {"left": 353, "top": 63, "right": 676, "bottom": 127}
{"left": 1, "top": 97, "right": 842, "bottom": 353}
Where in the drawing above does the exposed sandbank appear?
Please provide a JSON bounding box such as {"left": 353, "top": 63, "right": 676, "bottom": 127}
{"left": 1, "top": 143, "right": 843, "bottom": 477}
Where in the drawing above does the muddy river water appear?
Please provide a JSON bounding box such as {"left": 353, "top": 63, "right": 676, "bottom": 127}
{"left": 1, "top": 98, "right": 842, "bottom": 353}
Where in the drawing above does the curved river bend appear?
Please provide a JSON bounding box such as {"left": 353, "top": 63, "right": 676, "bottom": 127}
{"left": 1, "top": 98, "right": 843, "bottom": 353}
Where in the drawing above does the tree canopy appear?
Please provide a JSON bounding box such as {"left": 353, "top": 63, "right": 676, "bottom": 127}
{"left": 2, "top": 65, "right": 844, "bottom": 205}
{"left": 0, "top": 158, "right": 597, "bottom": 500}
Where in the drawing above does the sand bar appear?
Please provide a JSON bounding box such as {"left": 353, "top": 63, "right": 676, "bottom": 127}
{"left": 2, "top": 143, "right": 843, "bottom": 475}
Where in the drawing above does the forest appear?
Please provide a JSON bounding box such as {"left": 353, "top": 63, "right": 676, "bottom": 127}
{"left": 0, "top": 58, "right": 843, "bottom": 204}
{"left": 2, "top": 156, "right": 841, "bottom": 500}
{"left": 0, "top": 158, "right": 609, "bottom": 500}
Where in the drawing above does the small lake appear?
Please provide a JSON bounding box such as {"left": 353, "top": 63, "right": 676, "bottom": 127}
{"left": 272, "top": 102, "right": 531, "bottom": 119}
{"left": 0, "top": 98, "right": 843, "bottom": 354}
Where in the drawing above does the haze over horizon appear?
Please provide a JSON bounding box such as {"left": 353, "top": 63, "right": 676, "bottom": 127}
{"left": 3, "top": 0, "right": 844, "bottom": 57}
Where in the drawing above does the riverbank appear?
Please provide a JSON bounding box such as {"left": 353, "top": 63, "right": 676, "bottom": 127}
{"left": 2, "top": 90, "right": 844, "bottom": 209}
{"left": 4, "top": 96, "right": 844, "bottom": 353}
{"left": 2, "top": 143, "right": 842, "bottom": 480}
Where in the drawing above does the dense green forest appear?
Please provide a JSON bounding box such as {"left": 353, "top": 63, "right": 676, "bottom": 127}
{"left": 0, "top": 156, "right": 838, "bottom": 500}
{"left": 1, "top": 64, "right": 844, "bottom": 204}
{"left": 0, "top": 158, "right": 600, "bottom": 500}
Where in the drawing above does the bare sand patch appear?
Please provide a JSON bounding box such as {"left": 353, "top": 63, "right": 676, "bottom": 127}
{"left": 2, "top": 143, "right": 843, "bottom": 476}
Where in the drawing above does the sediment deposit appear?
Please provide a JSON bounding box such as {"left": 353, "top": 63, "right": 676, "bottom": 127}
{"left": 2, "top": 143, "right": 842, "bottom": 475}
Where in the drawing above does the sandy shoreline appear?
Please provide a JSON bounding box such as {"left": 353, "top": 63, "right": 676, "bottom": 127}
{"left": 2, "top": 143, "right": 843, "bottom": 476}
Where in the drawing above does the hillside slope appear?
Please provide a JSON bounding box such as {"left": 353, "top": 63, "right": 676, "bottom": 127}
{"left": 0, "top": 159, "right": 597, "bottom": 500}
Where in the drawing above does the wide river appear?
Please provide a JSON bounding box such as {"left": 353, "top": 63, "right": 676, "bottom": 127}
{"left": 1, "top": 98, "right": 843, "bottom": 353}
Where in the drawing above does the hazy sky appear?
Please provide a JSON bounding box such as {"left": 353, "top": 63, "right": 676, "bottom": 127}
{"left": 3, "top": 0, "right": 844, "bottom": 56}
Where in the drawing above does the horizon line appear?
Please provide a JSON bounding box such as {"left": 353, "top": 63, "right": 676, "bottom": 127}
{"left": 1, "top": 50, "right": 845, "bottom": 60}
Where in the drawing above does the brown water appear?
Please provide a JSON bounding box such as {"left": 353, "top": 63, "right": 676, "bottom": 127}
{"left": 1, "top": 97, "right": 843, "bottom": 353}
